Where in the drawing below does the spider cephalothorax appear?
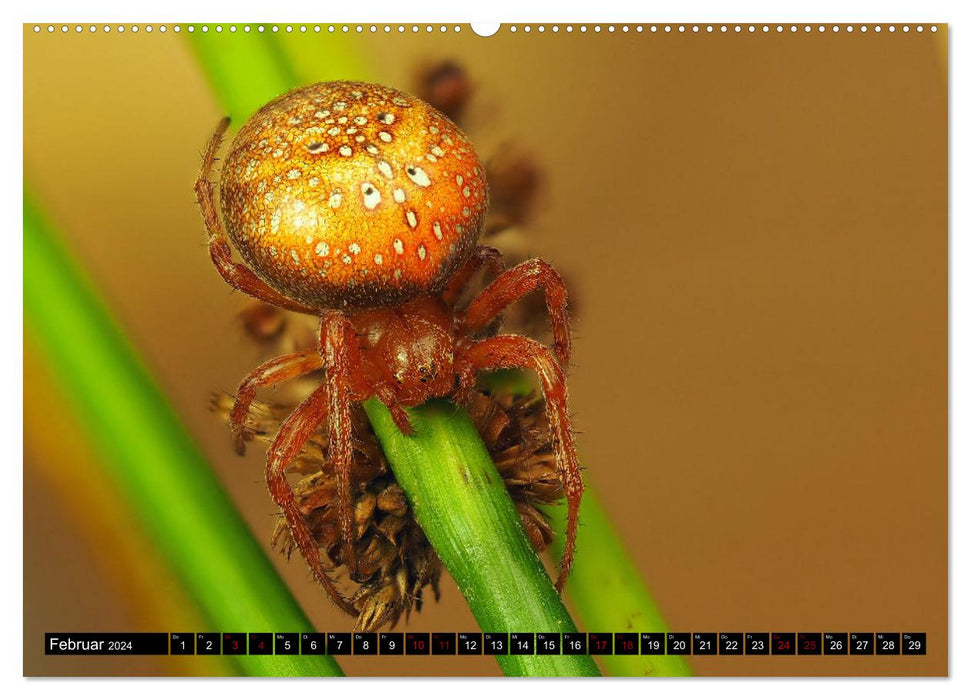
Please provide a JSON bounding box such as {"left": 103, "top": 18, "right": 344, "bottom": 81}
{"left": 196, "top": 80, "right": 583, "bottom": 614}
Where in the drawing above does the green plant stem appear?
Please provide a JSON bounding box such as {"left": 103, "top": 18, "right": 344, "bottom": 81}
{"left": 364, "top": 399, "right": 600, "bottom": 677}
{"left": 487, "top": 369, "right": 689, "bottom": 676}
{"left": 186, "top": 28, "right": 298, "bottom": 121}
{"left": 547, "top": 498, "right": 691, "bottom": 676}
{"left": 24, "top": 192, "right": 342, "bottom": 677}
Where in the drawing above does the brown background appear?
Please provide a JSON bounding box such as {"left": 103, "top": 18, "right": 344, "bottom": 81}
{"left": 23, "top": 24, "right": 947, "bottom": 676}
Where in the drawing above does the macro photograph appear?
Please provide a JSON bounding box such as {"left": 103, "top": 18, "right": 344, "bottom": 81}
{"left": 22, "top": 20, "right": 946, "bottom": 679}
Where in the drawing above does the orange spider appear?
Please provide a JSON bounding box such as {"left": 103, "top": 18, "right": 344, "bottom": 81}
{"left": 196, "top": 81, "right": 582, "bottom": 613}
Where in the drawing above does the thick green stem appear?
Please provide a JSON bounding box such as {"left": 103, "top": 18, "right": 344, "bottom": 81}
{"left": 364, "top": 399, "right": 600, "bottom": 677}
{"left": 24, "top": 193, "right": 342, "bottom": 677}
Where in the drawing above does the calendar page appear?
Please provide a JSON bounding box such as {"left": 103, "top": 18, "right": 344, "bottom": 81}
{"left": 22, "top": 20, "right": 947, "bottom": 679}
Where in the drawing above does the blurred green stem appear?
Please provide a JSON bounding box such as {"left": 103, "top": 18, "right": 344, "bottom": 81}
{"left": 365, "top": 399, "right": 600, "bottom": 677}
{"left": 24, "top": 192, "right": 342, "bottom": 677}
{"left": 547, "top": 497, "right": 691, "bottom": 676}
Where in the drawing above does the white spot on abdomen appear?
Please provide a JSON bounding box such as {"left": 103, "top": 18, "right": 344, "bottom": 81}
{"left": 361, "top": 183, "right": 381, "bottom": 209}
{"left": 407, "top": 166, "right": 431, "bottom": 187}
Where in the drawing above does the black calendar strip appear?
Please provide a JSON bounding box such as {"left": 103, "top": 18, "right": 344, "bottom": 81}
{"left": 45, "top": 631, "right": 927, "bottom": 656}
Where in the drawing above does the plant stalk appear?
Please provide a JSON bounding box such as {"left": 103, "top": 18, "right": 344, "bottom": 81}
{"left": 547, "top": 497, "right": 691, "bottom": 676}
{"left": 364, "top": 398, "right": 600, "bottom": 677}
{"left": 24, "top": 192, "right": 342, "bottom": 677}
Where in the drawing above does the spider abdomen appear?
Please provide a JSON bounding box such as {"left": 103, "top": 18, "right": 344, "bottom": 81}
{"left": 219, "top": 81, "right": 489, "bottom": 310}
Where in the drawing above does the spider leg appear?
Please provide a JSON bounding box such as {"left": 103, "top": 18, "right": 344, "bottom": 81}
{"left": 266, "top": 381, "right": 358, "bottom": 616}
{"left": 321, "top": 311, "right": 372, "bottom": 579}
{"left": 458, "top": 258, "right": 572, "bottom": 367}
{"left": 195, "top": 118, "right": 319, "bottom": 315}
{"left": 441, "top": 245, "right": 506, "bottom": 307}
{"left": 456, "top": 335, "right": 583, "bottom": 593}
{"left": 230, "top": 349, "right": 323, "bottom": 455}
{"left": 372, "top": 383, "right": 415, "bottom": 435}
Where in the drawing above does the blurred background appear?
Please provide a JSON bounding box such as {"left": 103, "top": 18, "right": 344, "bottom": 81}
{"left": 23, "top": 24, "right": 946, "bottom": 676}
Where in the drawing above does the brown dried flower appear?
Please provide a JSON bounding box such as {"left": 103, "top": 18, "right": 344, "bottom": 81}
{"left": 212, "top": 388, "right": 562, "bottom": 631}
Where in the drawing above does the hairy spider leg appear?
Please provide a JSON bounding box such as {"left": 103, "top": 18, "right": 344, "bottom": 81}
{"left": 196, "top": 118, "right": 319, "bottom": 315}
{"left": 459, "top": 258, "right": 572, "bottom": 367}
{"left": 230, "top": 349, "right": 324, "bottom": 454}
{"left": 372, "top": 382, "right": 415, "bottom": 435}
{"left": 321, "top": 311, "right": 373, "bottom": 579}
{"left": 456, "top": 335, "right": 584, "bottom": 593}
{"left": 265, "top": 381, "right": 358, "bottom": 616}
{"left": 441, "top": 245, "right": 506, "bottom": 306}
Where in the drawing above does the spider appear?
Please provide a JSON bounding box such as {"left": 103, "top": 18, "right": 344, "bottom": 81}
{"left": 195, "top": 81, "right": 583, "bottom": 611}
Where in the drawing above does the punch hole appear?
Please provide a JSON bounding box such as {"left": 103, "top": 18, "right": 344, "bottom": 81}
{"left": 471, "top": 23, "right": 499, "bottom": 36}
